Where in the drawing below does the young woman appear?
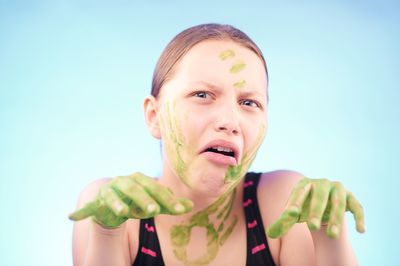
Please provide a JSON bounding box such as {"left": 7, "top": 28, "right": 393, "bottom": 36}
{"left": 70, "top": 23, "right": 365, "bottom": 266}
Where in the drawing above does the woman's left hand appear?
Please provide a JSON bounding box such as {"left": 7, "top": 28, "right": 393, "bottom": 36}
{"left": 266, "top": 178, "right": 365, "bottom": 239}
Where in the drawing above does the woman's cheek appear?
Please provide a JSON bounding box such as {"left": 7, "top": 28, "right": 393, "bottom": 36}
{"left": 159, "top": 101, "right": 191, "bottom": 185}
{"left": 224, "top": 123, "right": 267, "bottom": 189}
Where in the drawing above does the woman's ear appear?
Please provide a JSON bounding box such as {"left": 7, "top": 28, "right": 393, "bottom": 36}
{"left": 144, "top": 95, "right": 162, "bottom": 139}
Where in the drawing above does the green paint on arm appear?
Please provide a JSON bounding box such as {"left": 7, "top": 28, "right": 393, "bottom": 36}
{"left": 230, "top": 62, "right": 246, "bottom": 73}
{"left": 219, "top": 49, "right": 235, "bottom": 60}
{"left": 233, "top": 80, "right": 246, "bottom": 89}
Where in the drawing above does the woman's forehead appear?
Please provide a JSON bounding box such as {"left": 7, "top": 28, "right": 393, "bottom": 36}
{"left": 181, "top": 40, "right": 261, "bottom": 65}
{"left": 176, "top": 41, "right": 267, "bottom": 88}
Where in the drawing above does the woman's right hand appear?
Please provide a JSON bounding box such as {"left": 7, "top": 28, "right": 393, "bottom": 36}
{"left": 69, "top": 172, "right": 193, "bottom": 228}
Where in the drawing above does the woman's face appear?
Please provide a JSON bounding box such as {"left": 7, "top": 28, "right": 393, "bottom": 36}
{"left": 157, "top": 40, "right": 268, "bottom": 196}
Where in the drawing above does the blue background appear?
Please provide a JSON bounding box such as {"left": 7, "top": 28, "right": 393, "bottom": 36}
{"left": 1, "top": 1, "right": 398, "bottom": 265}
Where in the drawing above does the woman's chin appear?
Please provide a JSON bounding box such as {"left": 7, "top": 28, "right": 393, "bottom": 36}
{"left": 195, "top": 173, "right": 229, "bottom": 197}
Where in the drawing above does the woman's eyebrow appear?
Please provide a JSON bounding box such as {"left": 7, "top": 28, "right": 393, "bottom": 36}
{"left": 189, "top": 81, "right": 221, "bottom": 90}
{"left": 238, "top": 89, "right": 266, "bottom": 99}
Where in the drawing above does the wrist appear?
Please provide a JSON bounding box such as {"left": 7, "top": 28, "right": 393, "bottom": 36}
{"left": 90, "top": 218, "right": 127, "bottom": 237}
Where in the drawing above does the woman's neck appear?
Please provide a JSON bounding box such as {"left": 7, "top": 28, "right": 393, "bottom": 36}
{"left": 156, "top": 171, "right": 244, "bottom": 225}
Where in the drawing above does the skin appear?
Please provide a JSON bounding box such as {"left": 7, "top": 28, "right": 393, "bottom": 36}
{"left": 69, "top": 40, "right": 365, "bottom": 265}
{"left": 160, "top": 100, "right": 192, "bottom": 187}
{"left": 155, "top": 46, "right": 268, "bottom": 264}
{"left": 170, "top": 189, "right": 237, "bottom": 265}
{"left": 166, "top": 123, "right": 266, "bottom": 265}
{"left": 233, "top": 80, "right": 246, "bottom": 89}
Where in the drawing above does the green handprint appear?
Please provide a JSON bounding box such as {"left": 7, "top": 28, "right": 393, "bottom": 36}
{"left": 267, "top": 178, "right": 365, "bottom": 239}
{"left": 69, "top": 172, "right": 193, "bottom": 228}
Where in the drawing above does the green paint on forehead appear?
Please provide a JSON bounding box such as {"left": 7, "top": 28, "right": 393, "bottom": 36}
{"left": 219, "top": 49, "right": 235, "bottom": 60}
{"left": 230, "top": 62, "right": 246, "bottom": 73}
{"left": 233, "top": 80, "right": 246, "bottom": 89}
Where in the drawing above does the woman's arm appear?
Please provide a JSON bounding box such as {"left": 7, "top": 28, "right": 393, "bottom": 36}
{"left": 72, "top": 179, "right": 132, "bottom": 266}
{"left": 70, "top": 173, "right": 194, "bottom": 265}
{"left": 310, "top": 218, "right": 357, "bottom": 266}
{"left": 260, "top": 170, "right": 364, "bottom": 265}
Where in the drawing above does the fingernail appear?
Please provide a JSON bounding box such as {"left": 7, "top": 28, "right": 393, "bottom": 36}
{"left": 287, "top": 206, "right": 299, "bottom": 215}
{"left": 115, "top": 203, "right": 123, "bottom": 214}
{"left": 174, "top": 203, "right": 185, "bottom": 213}
{"left": 147, "top": 204, "right": 157, "bottom": 213}
{"left": 309, "top": 218, "right": 320, "bottom": 230}
{"left": 358, "top": 224, "right": 366, "bottom": 233}
{"left": 331, "top": 225, "right": 339, "bottom": 236}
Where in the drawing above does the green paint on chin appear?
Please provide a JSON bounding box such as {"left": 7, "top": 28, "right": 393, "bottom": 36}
{"left": 224, "top": 124, "right": 267, "bottom": 190}
{"left": 230, "top": 62, "right": 246, "bottom": 73}
{"left": 233, "top": 80, "right": 246, "bottom": 89}
{"left": 219, "top": 49, "right": 235, "bottom": 60}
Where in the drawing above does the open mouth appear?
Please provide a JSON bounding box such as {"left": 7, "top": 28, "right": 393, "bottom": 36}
{"left": 205, "top": 146, "right": 235, "bottom": 158}
{"left": 201, "top": 141, "right": 239, "bottom": 166}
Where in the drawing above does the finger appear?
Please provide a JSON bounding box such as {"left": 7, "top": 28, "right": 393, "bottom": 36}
{"left": 285, "top": 178, "right": 312, "bottom": 216}
{"left": 133, "top": 174, "right": 189, "bottom": 214}
{"left": 346, "top": 192, "right": 365, "bottom": 233}
{"left": 112, "top": 177, "right": 160, "bottom": 217}
{"left": 326, "top": 182, "right": 347, "bottom": 238}
{"left": 178, "top": 198, "right": 194, "bottom": 211}
{"left": 69, "top": 201, "right": 97, "bottom": 221}
{"left": 100, "top": 186, "right": 129, "bottom": 217}
{"left": 307, "top": 179, "right": 331, "bottom": 230}
{"left": 267, "top": 211, "right": 299, "bottom": 239}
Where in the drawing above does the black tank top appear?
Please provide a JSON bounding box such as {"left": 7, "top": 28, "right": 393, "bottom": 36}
{"left": 132, "top": 172, "right": 276, "bottom": 265}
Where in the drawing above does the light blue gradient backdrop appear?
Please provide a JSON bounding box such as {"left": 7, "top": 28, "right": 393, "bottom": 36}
{"left": 1, "top": 1, "right": 398, "bottom": 265}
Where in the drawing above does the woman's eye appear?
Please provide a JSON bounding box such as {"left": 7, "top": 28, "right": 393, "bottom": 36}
{"left": 193, "top": 91, "right": 209, "bottom": 99}
{"left": 240, "top": 99, "right": 259, "bottom": 108}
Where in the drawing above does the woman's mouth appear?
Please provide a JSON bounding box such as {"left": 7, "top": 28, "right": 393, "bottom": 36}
{"left": 201, "top": 141, "right": 239, "bottom": 166}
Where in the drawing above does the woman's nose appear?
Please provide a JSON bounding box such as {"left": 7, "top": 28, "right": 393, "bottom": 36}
{"left": 214, "top": 107, "right": 240, "bottom": 135}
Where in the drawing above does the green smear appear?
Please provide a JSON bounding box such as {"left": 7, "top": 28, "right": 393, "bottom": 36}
{"left": 219, "top": 215, "right": 238, "bottom": 246}
{"left": 170, "top": 189, "right": 238, "bottom": 265}
{"left": 224, "top": 124, "right": 266, "bottom": 190}
{"left": 230, "top": 62, "right": 246, "bottom": 73}
{"left": 161, "top": 101, "right": 190, "bottom": 187}
{"left": 219, "top": 49, "right": 235, "bottom": 60}
{"left": 233, "top": 80, "right": 246, "bottom": 89}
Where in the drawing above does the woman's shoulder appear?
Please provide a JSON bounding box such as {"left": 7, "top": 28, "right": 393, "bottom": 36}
{"left": 75, "top": 178, "right": 112, "bottom": 207}
{"left": 256, "top": 169, "right": 305, "bottom": 219}
{"left": 258, "top": 170, "right": 305, "bottom": 198}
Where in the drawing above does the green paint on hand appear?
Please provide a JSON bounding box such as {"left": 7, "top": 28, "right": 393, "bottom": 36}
{"left": 219, "top": 49, "right": 235, "bottom": 60}
{"left": 230, "top": 62, "right": 246, "bottom": 73}
{"left": 266, "top": 177, "right": 365, "bottom": 239}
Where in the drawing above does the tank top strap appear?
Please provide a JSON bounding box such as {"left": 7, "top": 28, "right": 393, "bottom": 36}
{"left": 243, "top": 172, "right": 276, "bottom": 266}
{"left": 132, "top": 218, "right": 165, "bottom": 266}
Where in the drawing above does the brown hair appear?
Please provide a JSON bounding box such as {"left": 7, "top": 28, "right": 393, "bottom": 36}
{"left": 151, "top": 23, "right": 268, "bottom": 98}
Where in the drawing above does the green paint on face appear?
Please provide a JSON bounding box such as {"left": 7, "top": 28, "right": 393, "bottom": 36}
{"left": 230, "top": 62, "right": 246, "bottom": 74}
{"left": 170, "top": 189, "right": 238, "bottom": 265}
{"left": 224, "top": 124, "right": 267, "bottom": 192}
{"left": 233, "top": 80, "right": 246, "bottom": 89}
{"left": 160, "top": 101, "right": 191, "bottom": 187}
{"left": 219, "top": 49, "right": 235, "bottom": 60}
